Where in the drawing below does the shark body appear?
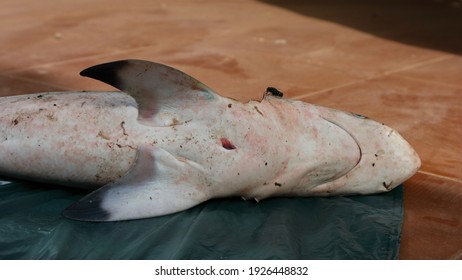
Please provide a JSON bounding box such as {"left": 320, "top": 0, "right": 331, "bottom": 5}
{"left": 0, "top": 60, "right": 420, "bottom": 221}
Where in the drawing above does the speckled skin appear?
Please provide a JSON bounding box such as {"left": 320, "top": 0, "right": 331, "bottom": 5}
{"left": 0, "top": 60, "right": 420, "bottom": 221}
{"left": 0, "top": 92, "right": 138, "bottom": 188}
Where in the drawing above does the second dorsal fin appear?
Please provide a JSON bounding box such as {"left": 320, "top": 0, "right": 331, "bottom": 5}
{"left": 80, "top": 59, "right": 220, "bottom": 125}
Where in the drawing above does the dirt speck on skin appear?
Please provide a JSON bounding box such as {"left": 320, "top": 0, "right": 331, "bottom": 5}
{"left": 46, "top": 113, "right": 57, "bottom": 121}
{"left": 120, "top": 121, "right": 128, "bottom": 136}
{"left": 97, "top": 130, "right": 111, "bottom": 140}
{"left": 382, "top": 181, "right": 393, "bottom": 190}
{"left": 254, "top": 106, "right": 264, "bottom": 116}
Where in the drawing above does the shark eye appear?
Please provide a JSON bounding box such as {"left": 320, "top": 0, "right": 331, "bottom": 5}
{"left": 351, "top": 112, "right": 368, "bottom": 119}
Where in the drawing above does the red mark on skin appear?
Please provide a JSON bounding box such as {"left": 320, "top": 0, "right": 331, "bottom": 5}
{"left": 312, "top": 127, "right": 319, "bottom": 139}
{"left": 221, "top": 138, "right": 236, "bottom": 150}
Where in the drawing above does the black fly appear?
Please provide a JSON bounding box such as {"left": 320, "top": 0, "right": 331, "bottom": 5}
{"left": 265, "top": 87, "right": 284, "bottom": 98}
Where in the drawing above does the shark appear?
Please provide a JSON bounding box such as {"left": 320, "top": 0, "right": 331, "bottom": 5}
{"left": 0, "top": 59, "right": 420, "bottom": 221}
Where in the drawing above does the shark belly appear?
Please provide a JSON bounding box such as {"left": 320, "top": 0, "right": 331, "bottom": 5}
{"left": 0, "top": 92, "right": 139, "bottom": 188}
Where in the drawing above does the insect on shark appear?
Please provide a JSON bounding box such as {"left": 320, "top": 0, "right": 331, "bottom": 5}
{"left": 0, "top": 59, "right": 420, "bottom": 221}
{"left": 265, "top": 87, "right": 284, "bottom": 98}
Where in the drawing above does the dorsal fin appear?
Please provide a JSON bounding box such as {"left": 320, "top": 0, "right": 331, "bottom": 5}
{"left": 80, "top": 59, "right": 220, "bottom": 125}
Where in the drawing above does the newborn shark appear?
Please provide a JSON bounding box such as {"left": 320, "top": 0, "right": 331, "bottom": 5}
{"left": 0, "top": 60, "right": 420, "bottom": 221}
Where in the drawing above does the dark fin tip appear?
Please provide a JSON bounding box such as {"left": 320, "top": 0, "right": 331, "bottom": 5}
{"left": 62, "top": 191, "right": 112, "bottom": 222}
{"left": 80, "top": 60, "right": 130, "bottom": 90}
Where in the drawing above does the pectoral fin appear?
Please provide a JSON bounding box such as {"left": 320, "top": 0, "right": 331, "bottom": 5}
{"left": 63, "top": 146, "right": 208, "bottom": 222}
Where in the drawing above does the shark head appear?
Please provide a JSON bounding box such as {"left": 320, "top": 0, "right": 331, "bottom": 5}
{"left": 307, "top": 106, "right": 421, "bottom": 195}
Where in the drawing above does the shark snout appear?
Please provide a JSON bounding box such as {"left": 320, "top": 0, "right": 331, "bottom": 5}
{"left": 350, "top": 118, "right": 421, "bottom": 194}
{"left": 310, "top": 107, "right": 421, "bottom": 195}
{"left": 377, "top": 128, "right": 421, "bottom": 190}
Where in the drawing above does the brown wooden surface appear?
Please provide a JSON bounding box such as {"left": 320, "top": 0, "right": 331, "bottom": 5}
{"left": 1, "top": 0, "right": 461, "bottom": 259}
